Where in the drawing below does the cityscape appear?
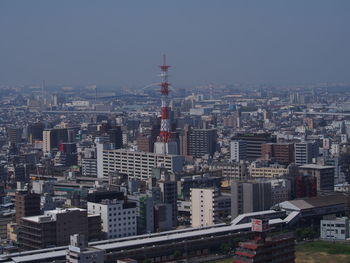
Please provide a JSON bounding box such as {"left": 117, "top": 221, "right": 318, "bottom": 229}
{"left": 0, "top": 1, "right": 350, "bottom": 263}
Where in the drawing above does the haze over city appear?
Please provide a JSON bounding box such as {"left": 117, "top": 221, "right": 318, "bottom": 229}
{"left": 1, "top": 1, "right": 350, "bottom": 263}
{"left": 1, "top": 0, "right": 350, "bottom": 87}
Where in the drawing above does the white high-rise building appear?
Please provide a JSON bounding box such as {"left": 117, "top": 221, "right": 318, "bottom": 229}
{"left": 190, "top": 188, "right": 219, "bottom": 228}
{"left": 96, "top": 147, "right": 184, "bottom": 179}
{"left": 230, "top": 140, "right": 247, "bottom": 162}
{"left": 87, "top": 199, "right": 137, "bottom": 239}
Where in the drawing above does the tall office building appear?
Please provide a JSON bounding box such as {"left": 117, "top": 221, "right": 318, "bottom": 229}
{"left": 230, "top": 140, "right": 247, "bottom": 162}
{"left": 82, "top": 158, "right": 98, "bottom": 177}
{"left": 261, "top": 143, "right": 294, "bottom": 164}
{"left": 108, "top": 126, "right": 123, "bottom": 149}
{"left": 7, "top": 127, "right": 22, "bottom": 144}
{"left": 43, "top": 128, "right": 68, "bottom": 152}
{"left": 191, "top": 188, "right": 219, "bottom": 227}
{"left": 158, "top": 171, "right": 178, "bottom": 227}
{"left": 15, "top": 190, "right": 41, "bottom": 224}
{"left": 27, "top": 123, "right": 44, "bottom": 144}
{"left": 231, "top": 181, "right": 272, "bottom": 218}
{"left": 232, "top": 133, "right": 276, "bottom": 161}
{"left": 128, "top": 193, "right": 155, "bottom": 234}
{"left": 136, "top": 134, "right": 154, "bottom": 152}
{"left": 185, "top": 127, "right": 217, "bottom": 158}
{"left": 294, "top": 141, "right": 319, "bottom": 166}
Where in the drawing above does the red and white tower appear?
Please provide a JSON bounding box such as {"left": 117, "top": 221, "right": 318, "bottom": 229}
{"left": 159, "top": 54, "right": 171, "bottom": 143}
{"left": 154, "top": 55, "right": 178, "bottom": 155}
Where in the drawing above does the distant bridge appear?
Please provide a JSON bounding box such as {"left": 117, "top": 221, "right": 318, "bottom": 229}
{"left": 294, "top": 111, "right": 350, "bottom": 117}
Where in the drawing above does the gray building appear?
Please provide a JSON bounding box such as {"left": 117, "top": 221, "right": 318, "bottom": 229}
{"left": 231, "top": 181, "right": 272, "bottom": 218}
{"left": 82, "top": 158, "right": 97, "bottom": 177}
{"left": 230, "top": 140, "right": 247, "bottom": 162}
{"left": 298, "top": 164, "right": 335, "bottom": 192}
{"left": 187, "top": 128, "right": 217, "bottom": 158}
{"left": 320, "top": 217, "right": 349, "bottom": 240}
{"left": 294, "top": 141, "right": 318, "bottom": 166}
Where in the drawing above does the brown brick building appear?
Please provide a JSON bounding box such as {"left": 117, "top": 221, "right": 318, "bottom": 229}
{"left": 261, "top": 143, "right": 294, "bottom": 164}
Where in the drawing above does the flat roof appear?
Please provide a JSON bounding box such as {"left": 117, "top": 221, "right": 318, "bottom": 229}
{"left": 299, "top": 164, "right": 335, "bottom": 169}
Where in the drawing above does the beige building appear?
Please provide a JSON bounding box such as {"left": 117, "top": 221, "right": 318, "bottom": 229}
{"left": 191, "top": 188, "right": 219, "bottom": 228}
{"left": 250, "top": 166, "right": 288, "bottom": 178}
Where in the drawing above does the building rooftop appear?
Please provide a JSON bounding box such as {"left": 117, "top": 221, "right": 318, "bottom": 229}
{"left": 299, "top": 164, "right": 335, "bottom": 169}
{"left": 279, "top": 194, "right": 347, "bottom": 211}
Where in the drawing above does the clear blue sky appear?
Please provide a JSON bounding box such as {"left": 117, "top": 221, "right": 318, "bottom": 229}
{"left": 0, "top": 0, "right": 349, "bottom": 87}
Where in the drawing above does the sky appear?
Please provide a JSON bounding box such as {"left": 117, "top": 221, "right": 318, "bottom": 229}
{"left": 0, "top": 0, "right": 350, "bottom": 87}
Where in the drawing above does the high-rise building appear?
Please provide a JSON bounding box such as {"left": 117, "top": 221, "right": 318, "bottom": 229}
{"left": 43, "top": 128, "right": 68, "bottom": 152}
{"left": 231, "top": 181, "right": 272, "bottom": 218}
{"left": 27, "top": 123, "right": 44, "bottom": 144}
{"left": 82, "top": 158, "right": 98, "bottom": 177}
{"left": 293, "top": 174, "right": 317, "bottom": 198}
{"left": 298, "top": 164, "right": 335, "bottom": 192}
{"left": 7, "top": 127, "right": 22, "bottom": 144}
{"left": 232, "top": 133, "right": 276, "bottom": 161}
{"left": 18, "top": 208, "right": 101, "bottom": 250}
{"left": 191, "top": 188, "right": 219, "bottom": 227}
{"left": 230, "top": 140, "right": 247, "bottom": 162}
{"left": 96, "top": 147, "right": 184, "bottom": 179}
{"left": 294, "top": 141, "right": 318, "bottom": 166}
{"left": 128, "top": 193, "right": 155, "bottom": 234}
{"left": 15, "top": 190, "right": 41, "bottom": 224}
{"left": 87, "top": 195, "right": 137, "bottom": 239}
{"left": 261, "top": 143, "right": 294, "bottom": 164}
{"left": 158, "top": 171, "right": 178, "bottom": 227}
{"left": 108, "top": 126, "right": 123, "bottom": 149}
{"left": 186, "top": 127, "right": 217, "bottom": 158}
{"left": 136, "top": 134, "right": 154, "bottom": 152}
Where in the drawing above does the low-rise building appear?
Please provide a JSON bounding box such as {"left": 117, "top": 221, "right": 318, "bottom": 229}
{"left": 320, "top": 217, "right": 349, "bottom": 240}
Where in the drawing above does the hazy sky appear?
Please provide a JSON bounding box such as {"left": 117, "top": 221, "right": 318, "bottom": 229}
{"left": 0, "top": 1, "right": 350, "bottom": 87}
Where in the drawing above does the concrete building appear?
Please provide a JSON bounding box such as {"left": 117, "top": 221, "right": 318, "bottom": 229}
{"left": 128, "top": 193, "right": 154, "bottom": 234}
{"left": 15, "top": 190, "right": 41, "bottom": 224}
{"left": 82, "top": 158, "right": 97, "bottom": 177}
{"left": 191, "top": 188, "right": 219, "bottom": 227}
{"left": 18, "top": 208, "right": 101, "bottom": 250}
{"left": 187, "top": 128, "right": 217, "bottom": 158}
{"left": 96, "top": 148, "right": 184, "bottom": 179}
{"left": 230, "top": 140, "right": 247, "bottom": 162}
{"left": 43, "top": 128, "right": 68, "bottom": 153}
{"left": 231, "top": 181, "right": 272, "bottom": 218}
{"left": 87, "top": 198, "right": 137, "bottom": 239}
{"left": 27, "top": 123, "right": 44, "bottom": 144}
{"left": 136, "top": 134, "right": 154, "bottom": 152}
{"left": 7, "top": 127, "right": 22, "bottom": 144}
{"left": 66, "top": 234, "right": 104, "bottom": 263}
{"left": 249, "top": 163, "right": 288, "bottom": 178}
{"left": 261, "top": 143, "right": 294, "bottom": 164}
{"left": 320, "top": 217, "right": 349, "bottom": 240}
{"left": 231, "top": 133, "right": 276, "bottom": 161}
{"left": 294, "top": 141, "right": 318, "bottom": 166}
{"left": 209, "top": 161, "right": 248, "bottom": 180}
{"left": 154, "top": 203, "right": 173, "bottom": 232}
{"left": 298, "top": 164, "right": 335, "bottom": 192}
